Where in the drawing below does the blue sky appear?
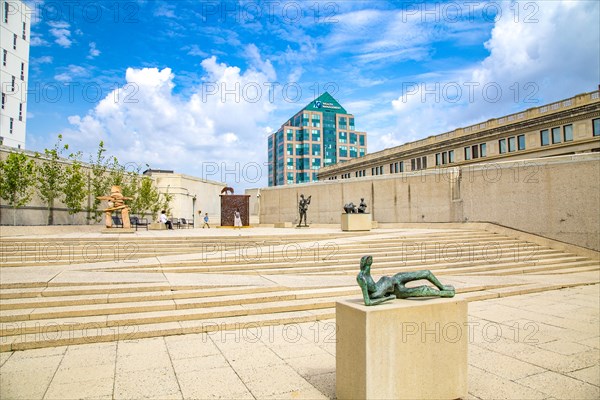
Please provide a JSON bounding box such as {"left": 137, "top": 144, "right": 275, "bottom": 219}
{"left": 24, "top": 0, "right": 600, "bottom": 189}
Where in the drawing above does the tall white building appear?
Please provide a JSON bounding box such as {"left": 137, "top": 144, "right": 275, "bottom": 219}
{"left": 1, "top": 0, "right": 30, "bottom": 149}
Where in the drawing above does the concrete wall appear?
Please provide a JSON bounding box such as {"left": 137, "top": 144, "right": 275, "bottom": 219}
{"left": 259, "top": 154, "right": 600, "bottom": 251}
{"left": 0, "top": 146, "right": 99, "bottom": 226}
{"left": 461, "top": 156, "right": 600, "bottom": 251}
{"left": 148, "top": 172, "right": 225, "bottom": 227}
{"left": 0, "top": 147, "right": 226, "bottom": 227}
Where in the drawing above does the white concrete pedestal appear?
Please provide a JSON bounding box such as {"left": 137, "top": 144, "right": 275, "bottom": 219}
{"left": 341, "top": 213, "right": 372, "bottom": 231}
{"left": 149, "top": 222, "right": 166, "bottom": 230}
{"left": 336, "top": 298, "right": 468, "bottom": 400}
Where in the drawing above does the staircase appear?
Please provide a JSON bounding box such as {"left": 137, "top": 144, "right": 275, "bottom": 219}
{"left": 1, "top": 228, "right": 598, "bottom": 351}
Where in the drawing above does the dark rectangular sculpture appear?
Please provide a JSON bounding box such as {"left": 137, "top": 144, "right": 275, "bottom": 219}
{"left": 220, "top": 194, "right": 250, "bottom": 227}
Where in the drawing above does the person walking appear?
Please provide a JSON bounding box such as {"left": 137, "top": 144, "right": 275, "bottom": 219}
{"left": 233, "top": 209, "right": 242, "bottom": 229}
{"left": 202, "top": 212, "right": 210, "bottom": 228}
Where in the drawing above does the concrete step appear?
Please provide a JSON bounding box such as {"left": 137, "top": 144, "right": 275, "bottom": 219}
{"left": 305, "top": 252, "right": 591, "bottom": 276}
{"left": 1, "top": 227, "right": 597, "bottom": 352}
{"left": 0, "top": 287, "right": 359, "bottom": 323}
{"left": 1, "top": 234, "right": 531, "bottom": 269}
{"left": 0, "top": 235, "right": 348, "bottom": 266}
{"left": 535, "top": 265, "right": 600, "bottom": 274}
{"left": 472, "top": 260, "right": 600, "bottom": 276}
{"left": 0, "top": 231, "right": 515, "bottom": 257}
{"left": 0, "top": 295, "right": 351, "bottom": 338}
{"left": 3, "top": 279, "right": 595, "bottom": 352}
{"left": 2, "top": 308, "right": 337, "bottom": 352}
{"left": 211, "top": 252, "right": 584, "bottom": 276}
{"left": 103, "top": 242, "right": 552, "bottom": 274}
{"left": 0, "top": 286, "right": 290, "bottom": 310}
{"left": 0, "top": 282, "right": 212, "bottom": 295}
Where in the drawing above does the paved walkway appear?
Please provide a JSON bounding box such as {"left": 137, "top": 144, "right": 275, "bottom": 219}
{"left": 1, "top": 284, "right": 598, "bottom": 399}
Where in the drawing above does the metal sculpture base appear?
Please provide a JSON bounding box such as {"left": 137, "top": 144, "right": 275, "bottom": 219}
{"left": 336, "top": 298, "right": 468, "bottom": 400}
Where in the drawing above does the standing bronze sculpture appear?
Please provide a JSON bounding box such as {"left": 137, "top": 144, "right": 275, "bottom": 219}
{"left": 356, "top": 255, "right": 455, "bottom": 306}
{"left": 297, "top": 194, "right": 311, "bottom": 227}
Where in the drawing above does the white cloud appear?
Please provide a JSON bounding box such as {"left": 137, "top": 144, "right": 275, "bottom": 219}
{"left": 54, "top": 65, "right": 89, "bottom": 82}
{"left": 33, "top": 55, "right": 53, "bottom": 64}
{"left": 379, "top": 1, "right": 600, "bottom": 153}
{"left": 323, "top": 8, "right": 432, "bottom": 64}
{"left": 87, "top": 42, "right": 100, "bottom": 59}
{"left": 30, "top": 32, "right": 49, "bottom": 46}
{"left": 473, "top": 1, "right": 599, "bottom": 101}
{"left": 48, "top": 21, "right": 72, "bottom": 48}
{"left": 378, "top": 132, "right": 403, "bottom": 148}
{"left": 59, "top": 53, "right": 278, "bottom": 188}
{"left": 185, "top": 44, "right": 208, "bottom": 57}
{"left": 154, "top": 4, "right": 176, "bottom": 18}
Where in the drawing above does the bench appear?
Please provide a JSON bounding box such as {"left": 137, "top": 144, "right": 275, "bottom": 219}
{"left": 180, "top": 218, "right": 194, "bottom": 228}
{"left": 130, "top": 216, "right": 149, "bottom": 231}
{"left": 111, "top": 216, "right": 123, "bottom": 228}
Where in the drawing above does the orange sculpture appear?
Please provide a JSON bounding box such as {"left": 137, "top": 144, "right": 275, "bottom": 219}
{"left": 97, "top": 185, "right": 132, "bottom": 229}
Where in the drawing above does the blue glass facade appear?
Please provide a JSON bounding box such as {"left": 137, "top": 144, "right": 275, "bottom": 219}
{"left": 267, "top": 92, "right": 367, "bottom": 186}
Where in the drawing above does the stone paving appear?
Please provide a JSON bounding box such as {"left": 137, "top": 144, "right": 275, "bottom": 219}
{"left": 0, "top": 284, "right": 598, "bottom": 399}
{"left": 1, "top": 226, "right": 598, "bottom": 399}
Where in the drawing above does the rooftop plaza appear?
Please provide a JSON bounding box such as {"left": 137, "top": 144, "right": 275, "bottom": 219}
{"left": 0, "top": 224, "right": 598, "bottom": 399}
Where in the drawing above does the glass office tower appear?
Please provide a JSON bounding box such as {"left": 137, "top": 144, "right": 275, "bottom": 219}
{"left": 268, "top": 92, "right": 367, "bottom": 186}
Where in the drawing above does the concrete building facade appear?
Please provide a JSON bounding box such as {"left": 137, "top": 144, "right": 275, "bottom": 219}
{"left": 258, "top": 153, "right": 600, "bottom": 251}
{"left": 318, "top": 89, "right": 600, "bottom": 180}
{"left": 0, "top": 0, "right": 30, "bottom": 149}
{"left": 142, "top": 170, "right": 225, "bottom": 227}
{"left": 268, "top": 92, "right": 367, "bottom": 186}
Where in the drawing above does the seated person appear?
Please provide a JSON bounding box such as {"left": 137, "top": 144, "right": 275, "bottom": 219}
{"left": 159, "top": 210, "right": 173, "bottom": 230}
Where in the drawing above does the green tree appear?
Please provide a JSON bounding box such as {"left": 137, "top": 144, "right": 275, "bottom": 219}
{"left": 35, "top": 135, "right": 67, "bottom": 225}
{"left": 108, "top": 156, "right": 126, "bottom": 188}
{"left": 88, "top": 141, "right": 111, "bottom": 222}
{"left": 120, "top": 163, "right": 142, "bottom": 215}
{"left": 137, "top": 176, "right": 160, "bottom": 219}
{"left": 0, "top": 152, "right": 36, "bottom": 226}
{"left": 63, "top": 152, "right": 87, "bottom": 224}
{"left": 150, "top": 189, "right": 173, "bottom": 221}
{"left": 161, "top": 191, "right": 174, "bottom": 217}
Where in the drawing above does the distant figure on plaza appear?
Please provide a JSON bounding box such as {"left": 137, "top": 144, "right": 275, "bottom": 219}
{"left": 297, "top": 194, "right": 311, "bottom": 227}
{"left": 160, "top": 210, "right": 173, "bottom": 230}
{"left": 233, "top": 209, "right": 242, "bottom": 229}
{"left": 97, "top": 185, "right": 132, "bottom": 229}
{"left": 202, "top": 213, "right": 210, "bottom": 229}
{"left": 358, "top": 198, "right": 368, "bottom": 213}
{"left": 356, "top": 255, "right": 455, "bottom": 306}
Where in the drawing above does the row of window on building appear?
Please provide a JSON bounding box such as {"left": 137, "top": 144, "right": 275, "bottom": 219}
{"left": 283, "top": 143, "right": 365, "bottom": 158}
{"left": 540, "top": 124, "right": 573, "bottom": 146}
{"left": 286, "top": 157, "right": 321, "bottom": 170}
{"left": 329, "top": 119, "right": 600, "bottom": 180}
{"left": 289, "top": 172, "right": 318, "bottom": 184}
{"left": 283, "top": 129, "right": 366, "bottom": 145}
{"left": 291, "top": 113, "right": 356, "bottom": 129}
